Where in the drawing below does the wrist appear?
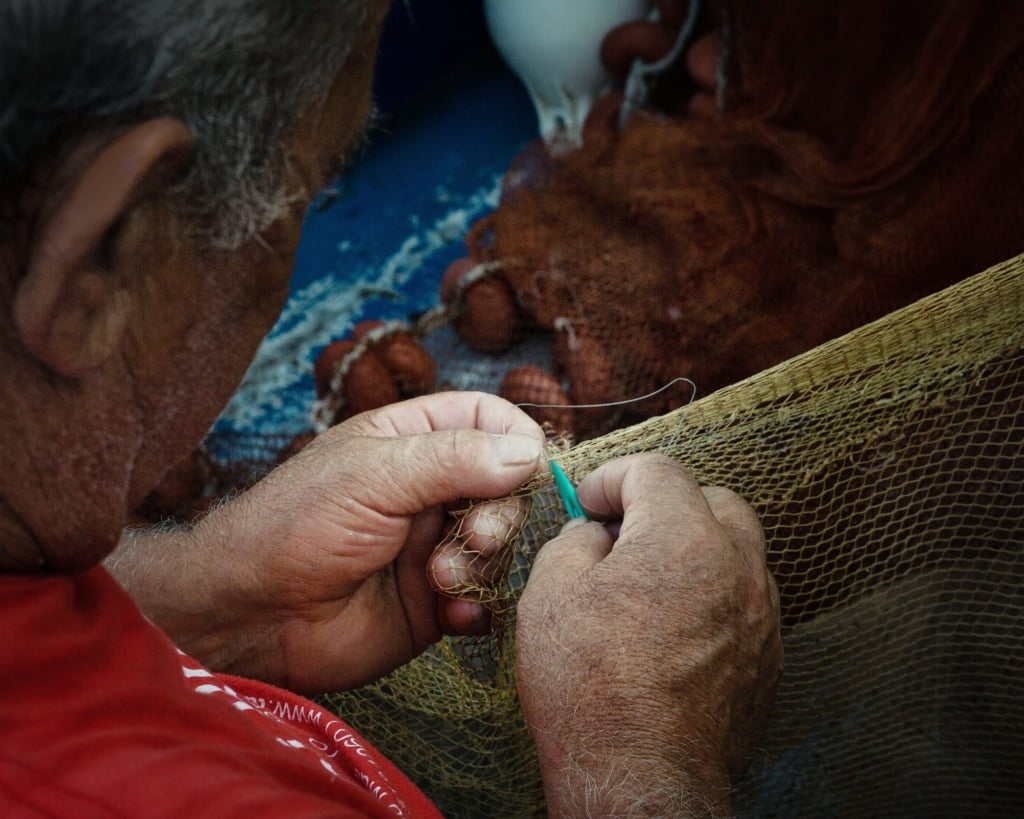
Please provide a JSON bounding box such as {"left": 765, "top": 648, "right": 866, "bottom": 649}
{"left": 531, "top": 720, "right": 734, "bottom": 818}
{"left": 540, "top": 750, "right": 733, "bottom": 818}
{"left": 108, "top": 515, "right": 275, "bottom": 678}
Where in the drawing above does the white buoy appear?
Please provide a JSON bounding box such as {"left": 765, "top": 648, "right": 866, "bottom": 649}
{"left": 484, "top": 0, "right": 654, "bottom": 151}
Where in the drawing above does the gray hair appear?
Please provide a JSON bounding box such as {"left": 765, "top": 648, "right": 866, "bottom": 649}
{"left": 1, "top": 0, "right": 373, "bottom": 248}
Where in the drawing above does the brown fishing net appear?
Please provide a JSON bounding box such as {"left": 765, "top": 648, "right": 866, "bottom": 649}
{"left": 441, "top": 0, "right": 1024, "bottom": 441}
{"left": 323, "top": 252, "right": 1024, "bottom": 818}
{"left": 290, "top": 0, "right": 1024, "bottom": 444}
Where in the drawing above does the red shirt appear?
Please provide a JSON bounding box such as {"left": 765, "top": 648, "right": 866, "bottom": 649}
{"left": 0, "top": 566, "right": 442, "bottom": 818}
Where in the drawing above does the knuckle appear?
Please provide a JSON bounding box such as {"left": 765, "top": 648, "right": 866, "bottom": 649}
{"left": 435, "top": 429, "right": 464, "bottom": 471}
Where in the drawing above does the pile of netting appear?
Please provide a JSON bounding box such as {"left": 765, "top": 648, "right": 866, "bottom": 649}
{"left": 300, "top": 0, "right": 1024, "bottom": 446}
{"left": 322, "top": 253, "right": 1024, "bottom": 818}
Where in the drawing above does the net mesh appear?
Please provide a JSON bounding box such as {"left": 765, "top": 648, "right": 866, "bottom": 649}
{"left": 322, "top": 254, "right": 1024, "bottom": 817}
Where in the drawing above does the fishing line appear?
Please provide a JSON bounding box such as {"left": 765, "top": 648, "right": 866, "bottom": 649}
{"left": 514, "top": 375, "right": 697, "bottom": 412}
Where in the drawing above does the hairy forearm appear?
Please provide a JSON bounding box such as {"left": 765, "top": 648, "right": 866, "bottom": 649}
{"left": 106, "top": 516, "right": 274, "bottom": 677}
{"left": 535, "top": 731, "right": 734, "bottom": 818}
{"left": 107, "top": 522, "right": 204, "bottom": 624}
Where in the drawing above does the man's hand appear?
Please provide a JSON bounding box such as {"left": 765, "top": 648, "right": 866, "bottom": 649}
{"left": 110, "top": 392, "right": 546, "bottom": 693}
{"left": 515, "top": 454, "right": 782, "bottom": 817}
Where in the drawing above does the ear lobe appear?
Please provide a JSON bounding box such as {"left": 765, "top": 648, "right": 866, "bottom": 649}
{"left": 13, "top": 118, "right": 193, "bottom": 377}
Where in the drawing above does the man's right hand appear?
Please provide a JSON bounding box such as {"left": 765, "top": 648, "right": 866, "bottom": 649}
{"left": 515, "top": 454, "right": 782, "bottom": 817}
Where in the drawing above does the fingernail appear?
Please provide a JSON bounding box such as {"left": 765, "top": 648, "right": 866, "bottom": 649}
{"left": 463, "top": 602, "right": 492, "bottom": 636}
{"left": 561, "top": 517, "right": 587, "bottom": 533}
{"left": 495, "top": 434, "right": 543, "bottom": 466}
{"left": 430, "top": 556, "right": 456, "bottom": 592}
{"left": 466, "top": 602, "right": 487, "bottom": 625}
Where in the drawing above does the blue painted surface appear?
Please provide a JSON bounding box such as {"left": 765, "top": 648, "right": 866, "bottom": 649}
{"left": 292, "top": 54, "right": 534, "bottom": 312}
{"left": 215, "top": 33, "right": 538, "bottom": 436}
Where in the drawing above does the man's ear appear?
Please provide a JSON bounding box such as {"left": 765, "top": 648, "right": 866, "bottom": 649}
{"left": 13, "top": 118, "right": 193, "bottom": 377}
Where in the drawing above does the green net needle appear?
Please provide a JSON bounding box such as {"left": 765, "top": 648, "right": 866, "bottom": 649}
{"left": 550, "top": 459, "right": 588, "bottom": 520}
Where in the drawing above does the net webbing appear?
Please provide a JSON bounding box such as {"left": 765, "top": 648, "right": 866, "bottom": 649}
{"left": 322, "top": 253, "right": 1024, "bottom": 818}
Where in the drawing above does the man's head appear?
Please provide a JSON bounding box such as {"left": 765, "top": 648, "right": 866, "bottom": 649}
{"left": 1, "top": 0, "right": 388, "bottom": 246}
{"left": 0, "top": 0, "right": 391, "bottom": 571}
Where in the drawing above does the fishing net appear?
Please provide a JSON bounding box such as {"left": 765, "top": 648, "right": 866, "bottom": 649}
{"left": 319, "top": 253, "right": 1024, "bottom": 818}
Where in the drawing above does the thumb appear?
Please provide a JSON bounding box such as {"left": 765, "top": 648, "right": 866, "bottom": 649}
{"left": 350, "top": 429, "right": 545, "bottom": 515}
{"left": 526, "top": 519, "right": 614, "bottom": 598}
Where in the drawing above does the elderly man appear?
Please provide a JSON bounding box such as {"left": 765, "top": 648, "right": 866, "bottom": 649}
{"left": 0, "top": 1, "right": 781, "bottom": 816}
